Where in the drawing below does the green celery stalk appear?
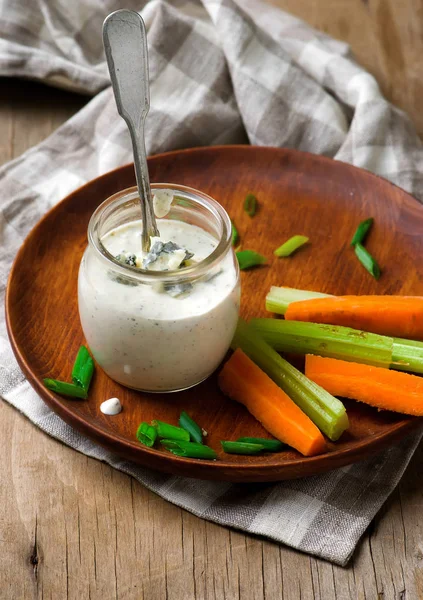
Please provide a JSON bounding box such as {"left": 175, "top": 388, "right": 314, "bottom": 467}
{"left": 251, "top": 319, "right": 393, "bottom": 368}
{"left": 265, "top": 286, "right": 332, "bottom": 315}
{"left": 231, "top": 319, "right": 349, "bottom": 441}
{"left": 252, "top": 318, "right": 423, "bottom": 375}
{"left": 392, "top": 338, "right": 423, "bottom": 374}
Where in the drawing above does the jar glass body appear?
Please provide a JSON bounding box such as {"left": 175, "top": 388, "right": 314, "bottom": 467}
{"left": 78, "top": 184, "right": 240, "bottom": 392}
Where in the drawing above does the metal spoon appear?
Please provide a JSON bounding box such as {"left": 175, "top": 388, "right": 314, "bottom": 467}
{"left": 103, "top": 9, "right": 159, "bottom": 252}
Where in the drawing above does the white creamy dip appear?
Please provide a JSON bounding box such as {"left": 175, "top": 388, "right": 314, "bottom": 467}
{"left": 78, "top": 219, "right": 240, "bottom": 392}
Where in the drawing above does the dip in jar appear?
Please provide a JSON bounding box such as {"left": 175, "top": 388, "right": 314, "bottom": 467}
{"left": 78, "top": 185, "right": 240, "bottom": 392}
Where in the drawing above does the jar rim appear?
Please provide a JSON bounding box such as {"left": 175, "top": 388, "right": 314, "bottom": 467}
{"left": 87, "top": 183, "right": 233, "bottom": 284}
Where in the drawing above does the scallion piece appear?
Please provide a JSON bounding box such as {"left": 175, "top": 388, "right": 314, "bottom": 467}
{"left": 354, "top": 243, "right": 381, "bottom": 280}
{"left": 251, "top": 319, "right": 392, "bottom": 368}
{"left": 136, "top": 422, "right": 158, "bottom": 447}
{"left": 72, "top": 346, "right": 90, "bottom": 377}
{"left": 77, "top": 359, "right": 94, "bottom": 390}
{"left": 221, "top": 441, "right": 264, "bottom": 455}
{"left": 75, "top": 359, "right": 94, "bottom": 391}
{"left": 265, "top": 286, "right": 331, "bottom": 315}
{"left": 351, "top": 217, "right": 374, "bottom": 246}
{"left": 179, "top": 411, "right": 203, "bottom": 444}
{"left": 243, "top": 193, "right": 258, "bottom": 217}
{"left": 160, "top": 439, "right": 217, "bottom": 459}
{"left": 231, "top": 220, "right": 239, "bottom": 246}
{"left": 236, "top": 250, "right": 267, "bottom": 270}
{"left": 236, "top": 437, "right": 285, "bottom": 451}
{"left": 274, "top": 235, "right": 309, "bottom": 258}
{"left": 43, "top": 378, "right": 88, "bottom": 399}
{"left": 152, "top": 420, "right": 190, "bottom": 442}
{"left": 231, "top": 319, "right": 349, "bottom": 441}
{"left": 71, "top": 345, "right": 94, "bottom": 391}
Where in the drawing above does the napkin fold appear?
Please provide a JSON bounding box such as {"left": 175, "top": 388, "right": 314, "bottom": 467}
{"left": 1, "top": 0, "right": 422, "bottom": 566}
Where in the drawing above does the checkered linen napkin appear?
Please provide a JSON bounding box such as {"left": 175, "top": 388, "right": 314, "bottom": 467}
{"left": 1, "top": 0, "right": 423, "bottom": 566}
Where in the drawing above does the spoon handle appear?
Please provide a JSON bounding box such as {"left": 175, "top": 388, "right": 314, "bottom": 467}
{"left": 103, "top": 9, "right": 159, "bottom": 251}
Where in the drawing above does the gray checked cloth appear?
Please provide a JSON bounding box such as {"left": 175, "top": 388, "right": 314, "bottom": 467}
{"left": 1, "top": 0, "right": 423, "bottom": 566}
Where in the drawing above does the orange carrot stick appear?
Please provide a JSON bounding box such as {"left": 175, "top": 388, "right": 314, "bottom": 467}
{"left": 305, "top": 355, "right": 423, "bottom": 416}
{"left": 219, "top": 349, "right": 327, "bottom": 456}
{"left": 285, "top": 296, "right": 423, "bottom": 341}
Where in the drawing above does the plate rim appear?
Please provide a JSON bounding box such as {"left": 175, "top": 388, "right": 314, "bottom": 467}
{"left": 5, "top": 145, "right": 422, "bottom": 481}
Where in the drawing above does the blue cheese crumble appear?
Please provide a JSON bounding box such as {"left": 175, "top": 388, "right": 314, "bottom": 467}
{"left": 113, "top": 240, "right": 195, "bottom": 297}
{"left": 143, "top": 241, "right": 194, "bottom": 271}
{"left": 115, "top": 251, "right": 140, "bottom": 267}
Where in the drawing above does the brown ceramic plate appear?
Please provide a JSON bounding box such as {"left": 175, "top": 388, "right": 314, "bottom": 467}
{"left": 6, "top": 146, "right": 423, "bottom": 482}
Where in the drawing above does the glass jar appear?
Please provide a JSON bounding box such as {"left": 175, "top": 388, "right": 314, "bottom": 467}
{"left": 78, "top": 184, "right": 240, "bottom": 393}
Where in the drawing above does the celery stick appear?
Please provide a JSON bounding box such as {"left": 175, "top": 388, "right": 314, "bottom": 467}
{"left": 252, "top": 318, "right": 423, "bottom": 375}
{"left": 251, "top": 319, "right": 392, "bottom": 368}
{"left": 231, "top": 319, "right": 349, "bottom": 441}
{"left": 392, "top": 338, "right": 423, "bottom": 374}
{"left": 266, "top": 286, "right": 332, "bottom": 315}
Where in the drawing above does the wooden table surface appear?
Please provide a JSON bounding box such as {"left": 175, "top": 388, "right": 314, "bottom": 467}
{"left": 2, "top": 2, "right": 423, "bottom": 598}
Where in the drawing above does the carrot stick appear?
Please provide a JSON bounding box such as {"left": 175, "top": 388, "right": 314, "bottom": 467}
{"left": 285, "top": 296, "right": 423, "bottom": 341}
{"left": 219, "top": 349, "right": 327, "bottom": 456}
{"left": 305, "top": 355, "right": 423, "bottom": 416}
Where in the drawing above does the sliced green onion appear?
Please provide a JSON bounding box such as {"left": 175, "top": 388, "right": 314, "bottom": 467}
{"left": 152, "top": 420, "right": 190, "bottom": 442}
{"left": 354, "top": 243, "right": 381, "bottom": 280}
{"left": 351, "top": 217, "right": 374, "bottom": 246}
{"left": 71, "top": 345, "right": 94, "bottom": 391}
{"left": 236, "top": 437, "right": 285, "bottom": 451}
{"left": 74, "top": 358, "right": 94, "bottom": 391}
{"left": 231, "top": 319, "right": 349, "bottom": 441}
{"left": 243, "top": 193, "right": 258, "bottom": 217}
{"left": 265, "top": 286, "right": 332, "bottom": 315}
{"left": 179, "top": 411, "right": 203, "bottom": 444}
{"left": 136, "top": 422, "right": 158, "bottom": 447}
{"left": 221, "top": 441, "right": 264, "bottom": 455}
{"left": 251, "top": 319, "right": 392, "bottom": 368}
{"left": 274, "top": 235, "right": 309, "bottom": 258}
{"left": 43, "top": 378, "right": 88, "bottom": 399}
{"left": 231, "top": 220, "right": 239, "bottom": 246}
{"left": 72, "top": 346, "right": 90, "bottom": 378}
{"left": 236, "top": 250, "right": 267, "bottom": 270}
{"left": 79, "top": 358, "right": 94, "bottom": 390}
{"left": 160, "top": 439, "right": 217, "bottom": 459}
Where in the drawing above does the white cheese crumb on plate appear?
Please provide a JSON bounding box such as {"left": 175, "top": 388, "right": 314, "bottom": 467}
{"left": 100, "top": 397, "right": 122, "bottom": 415}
